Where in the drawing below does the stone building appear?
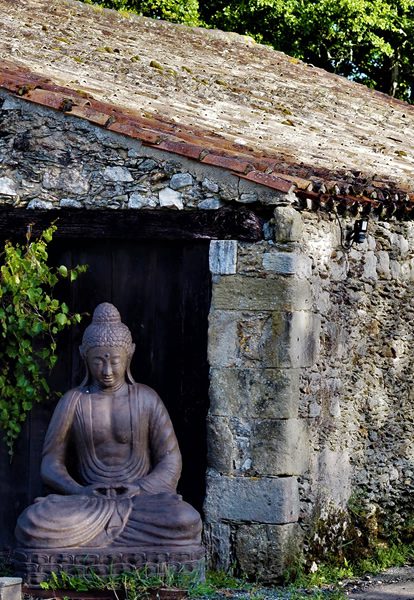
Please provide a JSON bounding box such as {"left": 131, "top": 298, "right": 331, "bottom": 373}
{"left": 1, "top": 0, "right": 414, "bottom": 582}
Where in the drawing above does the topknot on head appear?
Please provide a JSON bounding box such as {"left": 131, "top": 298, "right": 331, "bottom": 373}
{"left": 92, "top": 302, "right": 122, "bottom": 324}
{"left": 80, "top": 302, "right": 133, "bottom": 356}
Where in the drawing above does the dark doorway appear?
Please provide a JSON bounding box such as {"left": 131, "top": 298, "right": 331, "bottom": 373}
{"left": 0, "top": 236, "right": 211, "bottom": 552}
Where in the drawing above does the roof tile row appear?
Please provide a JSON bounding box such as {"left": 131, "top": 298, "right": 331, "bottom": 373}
{"left": 0, "top": 59, "right": 413, "bottom": 217}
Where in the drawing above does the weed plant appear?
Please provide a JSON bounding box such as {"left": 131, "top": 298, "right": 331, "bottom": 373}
{"left": 40, "top": 566, "right": 352, "bottom": 599}
{"left": 40, "top": 567, "right": 251, "bottom": 599}
{"left": 284, "top": 540, "right": 414, "bottom": 600}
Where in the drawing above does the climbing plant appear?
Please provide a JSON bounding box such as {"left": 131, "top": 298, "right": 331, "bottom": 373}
{"left": 0, "top": 225, "right": 87, "bottom": 456}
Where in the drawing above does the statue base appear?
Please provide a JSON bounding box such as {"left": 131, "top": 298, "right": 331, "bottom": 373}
{"left": 13, "top": 545, "right": 205, "bottom": 587}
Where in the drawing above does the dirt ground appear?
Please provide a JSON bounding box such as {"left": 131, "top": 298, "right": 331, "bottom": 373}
{"left": 344, "top": 566, "right": 414, "bottom": 599}
{"left": 214, "top": 566, "right": 414, "bottom": 599}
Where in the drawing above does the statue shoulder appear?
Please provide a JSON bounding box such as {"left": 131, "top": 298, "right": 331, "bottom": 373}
{"left": 51, "top": 387, "right": 85, "bottom": 415}
{"left": 43, "top": 387, "right": 85, "bottom": 450}
{"left": 130, "top": 382, "right": 165, "bottom": 410}
{"left": 131, "top": 382, "right": 160, "bottom": 400}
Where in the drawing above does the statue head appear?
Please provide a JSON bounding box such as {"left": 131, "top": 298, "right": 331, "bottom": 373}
{"left": 79, "top": 303, "right": 136, "bottom": 387}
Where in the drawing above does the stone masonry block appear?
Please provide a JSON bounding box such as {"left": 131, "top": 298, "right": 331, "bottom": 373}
{"left": 262, "top": 252, "right": 312, "bottom": 278}
{"left": 204, "top": 474, "right": 299, "bottom": 524}
{"left": 170, "top": 172, "right": 193, "bottom": 189}
{"left": 235, "top": 523, "right": 302, "bottom": 582}
{"left": 237, "top": 313, "right": 275, "bottom": 364}
{"left": 274, "top": 206, "right": 303, "bottom": 242}
{"left": 0, "top": 177, "right": 17, "bottom": 196}
{"left": 0, "top": 94, "right": 21, "bottom": 110}
{"left": 209, "top": 240, "right": 237, "bottom": 274}
{"left": 206, "top": 416, "right": 234, "bottom": 473}
{"left": 208, "top": 310, "right": 238, "bottom": 367}
{"left": 208, "top": 310, "right": 320, "bottom": 368}
{"left": 209, "top": 368, "right": 300, "bottom": 419}
{"left": 316, "top": 448, "right": 352, "bottom": 508}
{"left": 238, "top": 311, "right": 320, "bottom": 368}
{"left": 209, "top": 310, "right": 274, "bottom": 368}
{"left": 159, "top": 187, "right": 183, "bottom": 209}
{"left": 212, "top": 276, "right": 312, "bottom": 311}
{"left": 273, "top": 311, "right": 321, "bottom": 368}
{"left": 0, "top": 579, "right": 22, "bottom": 600}
{"left": 203, "top": 522, "right": 232, "bottom": 571}
{"left": 252, "top": 418, "right": 309, "bottom": 475}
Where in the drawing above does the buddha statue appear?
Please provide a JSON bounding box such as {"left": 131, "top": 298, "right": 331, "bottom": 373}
{"left": 15, "top": 303, "right": 202, "bottom": 555}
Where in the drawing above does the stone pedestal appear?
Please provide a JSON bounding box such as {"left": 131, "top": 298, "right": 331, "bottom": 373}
{"left": 13, "top": 546, "right": 205, "bottom": 587}
{"left": 0, "top": 577, "right": 22, "bottom": 600}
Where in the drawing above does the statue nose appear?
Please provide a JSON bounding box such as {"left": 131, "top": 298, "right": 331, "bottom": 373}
{"left": 103, "top": 362, "right": 113, "bottom": 376}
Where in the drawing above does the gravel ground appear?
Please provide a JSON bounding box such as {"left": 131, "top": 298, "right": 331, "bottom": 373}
{"left": 205, "top": 566, "right": 414, "bottom": 599}
{"left": 343, "top": 565, "right": 414, "bottom": 599}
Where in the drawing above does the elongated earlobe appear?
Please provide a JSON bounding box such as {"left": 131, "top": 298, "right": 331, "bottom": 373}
{"left": 126, "top": 343, "right": 136, "bottom": 384}
{"left": 79, "top": 346, "right": 90, "bottom": 387}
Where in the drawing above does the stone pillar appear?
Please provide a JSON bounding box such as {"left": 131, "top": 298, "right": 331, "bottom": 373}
{"left": 205, "top": 215, "right": 318, "bottom": 582}
{"left": 0, "top": 578, "right": 22, "bottom": 600}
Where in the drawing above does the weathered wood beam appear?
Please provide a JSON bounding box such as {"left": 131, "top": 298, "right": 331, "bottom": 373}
{"left": 0, "top": 207, "right": 263, "bottom": 241}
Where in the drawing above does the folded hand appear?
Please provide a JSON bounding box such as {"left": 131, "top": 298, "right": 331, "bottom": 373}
{"left": 82, "top": 483, "right": 141, "bottom": 499}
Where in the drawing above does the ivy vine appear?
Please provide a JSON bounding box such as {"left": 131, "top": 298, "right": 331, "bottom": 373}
{"left": 0, "top": 225, "right": 87, "bottom": 456}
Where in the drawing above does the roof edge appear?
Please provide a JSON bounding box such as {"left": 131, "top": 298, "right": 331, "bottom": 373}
{"left": 1, "top": 61, "right": 414, "bottom": 219}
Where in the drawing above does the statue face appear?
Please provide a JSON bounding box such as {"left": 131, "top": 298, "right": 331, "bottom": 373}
{"left": 86, "top": 346, "right": 129, "bottom": 390}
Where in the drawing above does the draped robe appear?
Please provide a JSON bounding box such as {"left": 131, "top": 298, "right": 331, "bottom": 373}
{"left": 15, "top": 384, "right": 202, "bottom": 549}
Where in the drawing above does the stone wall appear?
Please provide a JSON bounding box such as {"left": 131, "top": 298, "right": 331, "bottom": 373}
{"left": 0, "top": 92, "right": 285, "bottom": 211}
{"left": 205, "top": 209, "right": 414, "bottom": 579}
{"left": 1, "top": 90, "right": 414, "bottom": 581}
{"left": 300, "top": 211, "right": 414, "bottom": 543}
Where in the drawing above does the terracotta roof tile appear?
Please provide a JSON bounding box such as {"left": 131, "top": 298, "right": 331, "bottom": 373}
{"left": 155, "top": 140, "right": 204, "bottom": 159}
{"left": 270, "top": 173, "right": 314, "bottom": 191}
{"left": 238, "top": 172, "right": 295, "bottom": 194}
{"left": 200, "top": 153, "right": 253, "bottom": 174}
{"left": 106, "top": 120, "right": 161, "bottom": 143}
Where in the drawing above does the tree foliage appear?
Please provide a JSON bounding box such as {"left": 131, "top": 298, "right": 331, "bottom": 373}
{"left": 0, "top": 226, "right": 87, "bottom": 456}
{"left": 88, "top": 0, "right": 199, "bottom": 25}
{"left": 199, "top": 0, "right": 414, "bottom": 102}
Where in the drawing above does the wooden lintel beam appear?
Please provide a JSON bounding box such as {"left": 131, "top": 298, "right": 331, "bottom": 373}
{"left": 0, "top": 207, "right": 263, "bottom": 242}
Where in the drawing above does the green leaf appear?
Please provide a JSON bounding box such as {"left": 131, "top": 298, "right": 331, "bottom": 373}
{"left": 41, "top": 379, "right": 50, "bottom": 393}
{"left": 57, "top": 311, "right": 68, "bottom": 325}
{"left": 42, "top": 227, "right": 55, "bottom": 243}
{"left": 50, "top": 299, "right": 60, "bottom": 311}
{"left": 58, "top": 265, "right": 68, "bottom": 278}
{"left": 32, "top": 321, "right": 44, "bottom": 335}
